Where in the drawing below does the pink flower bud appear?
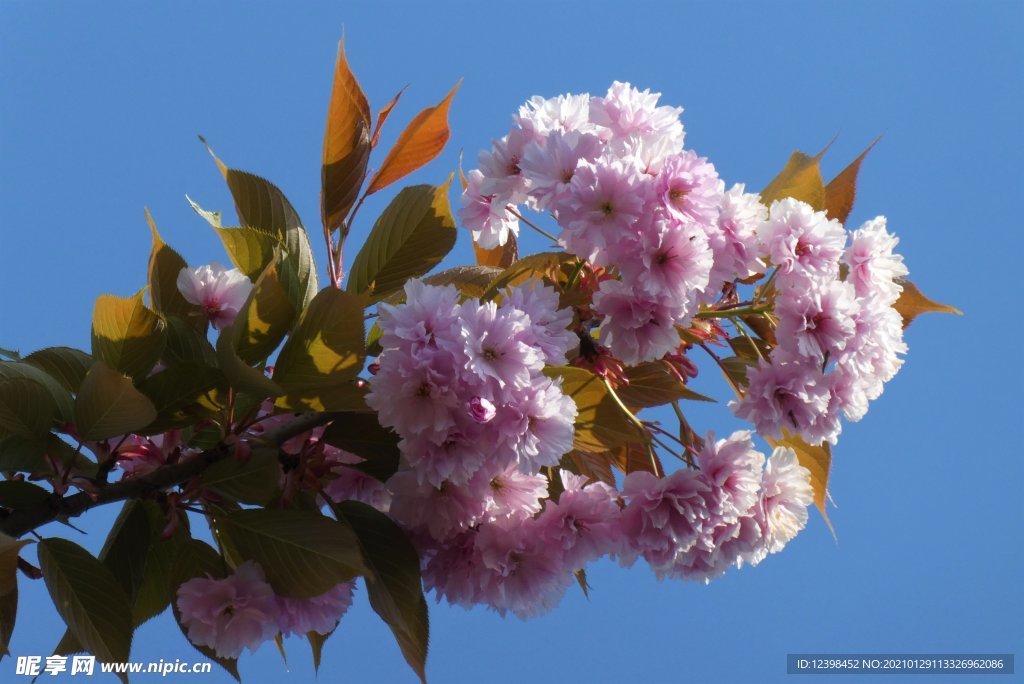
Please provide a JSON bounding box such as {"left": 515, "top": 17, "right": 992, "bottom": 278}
{"left": 468, "top": 396, "right": 496, "bottom": 423}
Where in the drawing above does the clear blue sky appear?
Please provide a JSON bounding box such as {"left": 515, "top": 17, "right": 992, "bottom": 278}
{"left": 1, "top": 2, "right": 1021, "bottom": 683}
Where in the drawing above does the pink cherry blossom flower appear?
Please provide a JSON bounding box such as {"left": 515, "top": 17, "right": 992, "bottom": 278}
{"left": 387, "top": 470, "right": 489, "bottom": 541}
{"left": 697, "top": 431, "right": 765, "bottom": 520}
{"left": 589, "top": 81, "right": 684, "bottom": 150}
{"left": 516, "top": 92, "right": 595, "bottom": 138}
{"left": 499, "top": 375, "right": 578, "bottom": 473}
{"left": 477, "top": 128, "right": 531, "bottom": 204}
{"left": 458, "top": 169, "right": 520, "bottom": 249}
{"left": 593, "top": 280, "right": 684, "bottom": 365}
{"left": 519, "top": 131, "right": 602, "bottom": 210}
{"left": 730, "top": 357, "right": 838, "bottom": 445}
{"left": 624, "top": 215, "right": 714, "bottom": 302}
{"left": 275, "top": 581, "right": 355, "bottom": 637}
{"left": 473, "top": 515, "right": 571, "bottom": 619}
{"left": 558, "top": 159, "right": 649, "bottom": 261}
{"left": 775, "top": 280, "right": 860, "bottom": 361}
{"left": 478, "top": 465, "right": 549, "bottom": 520}
{"left": 655, "top": 151, "right": 723, "bottom": 228}
{"left": 844, "top": 216, "right": 908, "bottom": 304}
{"left": 176, "top": 263, "right": 253, "bottom": 330}
{"left": 758, "top": 199, "right": 846, "bottom": 284}
{"left": 468, "top": 396, "right": 497, "bottom": 424}
{"left": 537, "top": 471, "right": 624, "bottom": 568}
{"left": 500, "top": 281, "right": 578, "bottom": 365}
{"left": 459, "top": 300, "right": 541, "bottom": 390}
{"left": 705, "top": 182, "right": 767, "bottom": 291}
{"left": 759, "top": 447, "right": 813, "bottom": 554}
{"left": 621, "top": 469, "right": 713, "bottom": 575}
{"left": 176, "top": 561, "right": 278, "bottom": 659}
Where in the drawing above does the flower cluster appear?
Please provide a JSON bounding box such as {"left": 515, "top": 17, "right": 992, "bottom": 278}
{"left": 731, "top": 201, "right": 908, "bottom": 445}
{"left": 460, "top": 83, "right": 768, "bottom": 365}
{"left": 177, "top": 561, "right": 354, "bottom": 659}
{"left": 621, "top": 431, "right": 812, "bottom": 582}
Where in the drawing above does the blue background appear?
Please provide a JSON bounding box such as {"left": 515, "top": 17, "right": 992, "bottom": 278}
{"left": 1, "top": 1, "right": 1021, "bottom": 682}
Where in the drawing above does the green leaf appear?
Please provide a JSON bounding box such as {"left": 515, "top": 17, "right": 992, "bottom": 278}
{"left": 322, "top": 38, "right": 371, "bottom": 231}
{"left": 727, "top": 335, "right": 772, "bottom": 362}
{"left": 200, "top": 447, "right": 281, "bottom": 505}
{"left": 0, "top": 376, "right": 58, "bottom": 439}
{"left": 146, "top": 208, "right": 203, "bottom": 328}
{"left": 333, "top": 501, "right": 429, "bottom": 683}
{"left": 616, "top": 361, "right": 715, "bottom": 410}
{"left": 170, "top": 539, "right": 240, "bottom": 682}
{"left": 366, "top": 82, "right": 459, "bottom": 195}
{"left": 215, "top": 326, "right": 283, "bottom": 398}
{"left": 37, "top": 539, "right": 132, "bottom": 672}
{"left": 892, "top": 278, "right": 962, "bottom": 328}
{"left": 226, "top": 170, "right": 318, "bottom": 309}
{"left": 91, "top": 291, "right": 167, "bottom": 380}
{"left": 0, "top": 481, "right": 51, "bottom": 510}
{"left": 163, "top": 316, "right": 218, "bottom": 367}
{"left": 0, "top": 361, "right": 74, "bottom": 425}
{"left": 0, "top": 348, "right": 18, "bottom": 362}
{"left": 0, "top": 583, "right": 15, "bottom": 659}
{"left": 74, "top": 362, "right": 158, "bottom": 441}
{"left": 211, "top": 509, "right": 365, "bottom": 598}
{"left": 0, "top": 533, "right": 30, "bottom": 597}
{"left": 274, "top": 381, "right": 369, "bottom": 413}
{"left": 136, "top": 362, "right": 224, "bottom": 434}
{"left": 322, "top": 412, "right": 401, "bottom": 482}
{"left": 0, "top": 434, "right": 94, "bottom": 477}
{"left": 233, "top": 257, "right": 297, "bottom": 366}
{"left": 23, "top": 347, "right": 92, "bottom": 393}
{"left": 760, "top": 146, "right": 828, "bottom": 210}
{"left": 273, "top": 288, "right": 366, "bottom": 398}
{"left": 214, "top": 226, "right": 284, "bottom": 281}
{"left": 347, "top": 181, "right": 457, "bottom": 300}
{"left": 544, "top": 366, "right": 646, "bottom": 454}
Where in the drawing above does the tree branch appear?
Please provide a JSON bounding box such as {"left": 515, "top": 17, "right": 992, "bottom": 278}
{"left": 0, "top": 411, "right": 336, "bottom": 539}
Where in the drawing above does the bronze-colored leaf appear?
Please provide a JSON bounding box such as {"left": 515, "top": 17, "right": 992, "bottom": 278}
{"left": 616, "top": 361, "right": 715, "bottom": 410}
{"left": 371, "top": 85, "right": 408, "bottom": 148}
{"left": 823, "top": 137, "right": 881, "bottom": 224}
{"left": 760, "top": 146, "right": 828, "bottom": 210}
{"left": 893, "top": 278, "right": 962, "bottom": 328}
{"left": 322, "top": 39, "right": 372, "bottom": 231}
{"left": 366, "top": 81, "right": 459, "bottom": 194}
{"left": 564, "top": 450, "right": 616, "bottom": 487}
{"left": 474, "top": 232, "right": 519, "bottom": 268}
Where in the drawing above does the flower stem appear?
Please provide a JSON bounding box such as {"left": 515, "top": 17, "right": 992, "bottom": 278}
{"left": 506, "top": 206, "right": 560, "bottom": 244}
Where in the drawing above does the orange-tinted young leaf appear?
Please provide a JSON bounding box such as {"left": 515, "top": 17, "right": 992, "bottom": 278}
{"left": 760, "top": 143, "right": 830, "bottom": 210}
{"left": 893, "top": 278, "right": 963, "bottom": 328}
{"left": 823, "top": 136, "right": 881, "bottom": 224}
{"left": 322, "top": 39, "right": 372, "bottom": 232}
{"left": 473, "top": 233, "right": 519, "bottom": 268}
{"left": 366, "top": 81, "right": 460, "bottom": 194}
{"left": 767, "top": 430, "right": 834, "bottom": 537}
{"left": 610, "top": 443, "right": 662, "bottom": 477}
{"left": 371, "top": 85, "right": 408, "bottom": 149}
{"left": 564, "top": 450, "right": 616, "bottom": 487}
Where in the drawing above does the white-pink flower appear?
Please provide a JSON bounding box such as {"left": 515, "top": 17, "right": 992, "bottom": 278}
{"left": 176, "top": 263, "right": 253, "bottom": 330}
{"left": 458, "top": 169, "right": 520, "bottom": 249}
{"left": 759, "top": 447, "right": 813, "bottom": 554}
